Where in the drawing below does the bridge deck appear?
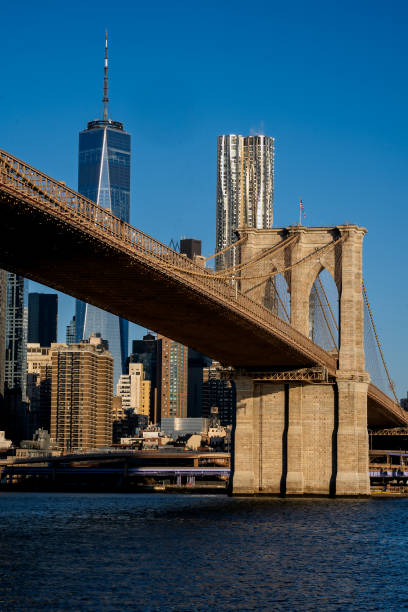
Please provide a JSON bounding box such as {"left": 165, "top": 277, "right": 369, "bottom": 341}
{"left": 0, "top": 149, "right": 405, "bottom": 427}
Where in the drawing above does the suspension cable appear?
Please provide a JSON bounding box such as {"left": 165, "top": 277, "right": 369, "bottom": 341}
{"left": 213, "top": 235, "right": 298, "bottom": 276}
{"left": 273, "top": 279, "right": 290, "bottom": 322}
{"left": 158, "top": 234, "right": 346, "bottom": 280}
{"left": 317, "top": 275, "right": 339, "bottom": 331}
{"left": 362, "top": 281, "right": 399, "bottom": 403}
{"left": 204, "top": 235, "right": 248, "bottom": 262}
{"left": 311, "top": 284, "right": 338, "bottom": 350}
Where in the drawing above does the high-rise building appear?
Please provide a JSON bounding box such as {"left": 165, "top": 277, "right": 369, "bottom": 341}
{"left": 187, "top": 349, "right": 211, "bottom": 418}
{"left": 5, "top": 273, "right": 28, "bottom": 398}
{"left": 50, "top": 334, "right": 114, "bottom": 452}
{"left": 116, "top": 362, "right": 151, "bottom": 417}
{"left": 0, "top": 270, "right": 7, "bottom": 401}
{"left": 66, "top": 315, "right": 76, "bottom": 345}
{"left": 75, "top": 33, "right": 131, "bottom": 388}
{"left": 180, "top": 238, "right": 202, "bottom": 260}
{"left": 216, "top": 134, "right": 274, "bottom": 269}
{"left": 128, "top": 333, "right": 158, "bottom": 419}
{"left": 202, "top": 361, "right": 235, "bottom": 426}
{"left": 26, "top": 343, "right": 66, "bottom": 433}
{"left": 157, "top": 335, "right": 188, "bottom": 421}
{"left": 28, "top": 293, "right": 58, "bottom": 347}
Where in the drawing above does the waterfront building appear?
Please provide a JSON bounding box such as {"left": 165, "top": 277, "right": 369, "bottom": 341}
{"left": 160, "top": 417, "right": 208, "bottom": 440}
{"left": 116, "top": 362, "right": 151, "bottom": 417}
{"left": 50, "top": 334, "right": 114, "bottom": 451}
{"left": 75, "top": 33, "right": 131, "bottom": 388}
{"left": 157, "top": 336, "right": 188, "bottom": 421}
{"left": 66, "top": 315, "right": 76, "bottom": 345}
{"left": 0, "top": 270, "right": 7, "bottom": 400}
{"left": 216, "top": 134, "right": 274, "bottom": 269}
{"left": 5, "top": 273, "right": 28, "bottom": 398}
{"left": 28, "top": 293, "right": 58, "bottom": 347}
{"left": 202, "top": 361, "right": 235, "bottom": 426}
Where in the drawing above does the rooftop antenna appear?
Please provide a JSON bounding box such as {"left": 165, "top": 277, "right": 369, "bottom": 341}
{"left": 102, "top": 30, "right": 109, "bottom": 121}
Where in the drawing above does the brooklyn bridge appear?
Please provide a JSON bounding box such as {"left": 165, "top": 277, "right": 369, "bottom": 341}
{"left": 0, "top": 148, "right": 406, "bottom": 496}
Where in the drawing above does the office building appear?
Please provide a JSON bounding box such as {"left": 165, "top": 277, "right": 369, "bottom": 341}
{"left": 216, "top": 134, "right": 274, "bottom": 269}
{"left": 128, "top": 333, "right": 158, "bottom": 419}
{"left": 180, "top": 238, "right": 202, "bottom": 260}
{"left": 0, "top": 270, "right": 6, "bottom": 400}
{"left": 50, "top": 334, "right": 114, "bottom": 451}
{"left": 116, "top": 362, "right": 151, "bottom": 417}
{"left": 26, "top": 343, "right": 65, "bottom": 433}
{"left": 202, "top": 361, "right": 235, "bottom": 426}
{"left": 5, "top": 273, "right": 28, "bottom": 398}
{"left": 187, "top": 349, "right": 211, "bottom": 418}
{"left": 157, "top": 335, "right": 188, "bottom": 421}
{"left": 28, "top": 293, "right": 58, "bottom": 347}
{"left": 66, "top": 315, "right": 76, "bottom": 345}
{"left": 75, "top": 33, "right": 131, "bottom": 388}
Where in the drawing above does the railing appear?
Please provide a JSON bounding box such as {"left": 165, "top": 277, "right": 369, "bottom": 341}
{"left": 367, "top": 383, "right": 406, "bottom": 423}
{"left": 1, "top": 149, "right": 406, "bottom": 418}
{"left": 0, "top": 148, "right": 338, "bottom": 373}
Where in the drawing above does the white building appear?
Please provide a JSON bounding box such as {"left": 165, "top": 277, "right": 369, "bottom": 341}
{"left": 116, "top": 363, "right": 151, "bottom": 417}
{"left": 216, "top": 134, "right": 274, "bottom": 269}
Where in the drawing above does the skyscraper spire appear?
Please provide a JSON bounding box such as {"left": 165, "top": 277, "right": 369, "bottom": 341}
{"left": 102, "top": 30, "right": 109, "bottom": 121}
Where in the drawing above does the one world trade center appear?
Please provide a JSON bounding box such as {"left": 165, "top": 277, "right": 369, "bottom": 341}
{"left": 75, "top": 33, "right": 130, "bottom": 387}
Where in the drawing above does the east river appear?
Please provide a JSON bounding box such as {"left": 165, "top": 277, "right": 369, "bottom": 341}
{"left": 0, "top": 493, "right": 407, "bottom": 611}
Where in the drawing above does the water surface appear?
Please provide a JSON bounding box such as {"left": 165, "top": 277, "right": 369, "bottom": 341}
{"left": 0, "top": 493, "right": 407, "bottom": 611}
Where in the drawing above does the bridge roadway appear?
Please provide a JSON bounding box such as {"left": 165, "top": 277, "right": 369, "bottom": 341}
{"left": 0, "top": 149, "right": 405, "bottom": 427}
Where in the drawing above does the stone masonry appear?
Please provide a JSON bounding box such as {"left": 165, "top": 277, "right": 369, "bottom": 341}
{"left": 231, "top": 225, "right": 370, "bottom": 496}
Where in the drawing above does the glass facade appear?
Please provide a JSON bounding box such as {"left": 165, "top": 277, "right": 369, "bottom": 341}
{"left": 76, "top": 121, "right": 131, "bottom": 387}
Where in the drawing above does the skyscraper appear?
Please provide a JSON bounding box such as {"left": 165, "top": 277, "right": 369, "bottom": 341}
{"left": 28, "top": 293, "right": 58, "bottom": 347}
{"left": 157, "top": 335, "right": 188, "bottom": 421}
{"left": 75, "top": 33, "right": 131, "bottom": 387}
{"left": 0, "top": 270, "right": 6, "bottom": 401}
{"left": 66, "top": 315, "right": 76, "bottom": 345}
{"left": 216, "top": 134, "right": 274, "bottom": 269}
{"left": 5, "top": 273, "right": 28, "bottom": 398}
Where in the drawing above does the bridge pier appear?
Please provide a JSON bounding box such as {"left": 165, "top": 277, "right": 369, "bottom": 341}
{"left": 231, "top": 372, "right": 370, "bottom": 497}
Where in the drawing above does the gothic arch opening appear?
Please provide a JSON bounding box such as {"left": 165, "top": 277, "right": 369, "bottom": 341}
{"left": 264, "top": 273, "right": 291, "bottom": 322}
{"left": 309, "top": 268, "right": 339, "bottom": 352}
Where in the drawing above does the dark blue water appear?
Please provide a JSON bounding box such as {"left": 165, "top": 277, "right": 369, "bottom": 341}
{"left": 0, "top": 493, "right": 407, "bottom": 611}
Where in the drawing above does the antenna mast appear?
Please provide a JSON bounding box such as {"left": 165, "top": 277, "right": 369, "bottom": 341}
{"left": 103, "top": 31, "right": 109, "bottom": 121}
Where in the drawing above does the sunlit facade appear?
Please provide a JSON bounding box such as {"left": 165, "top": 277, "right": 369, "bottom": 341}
{"left": 75, "top": 119, "right": 131, "bottom": 387}
{"left": 216, "top": 134, "right": 274, "bottom": 269}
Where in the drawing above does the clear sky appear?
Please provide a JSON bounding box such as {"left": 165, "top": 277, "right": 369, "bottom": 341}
{"left": 1, "top": 0, "right": 407, "bottom": 395}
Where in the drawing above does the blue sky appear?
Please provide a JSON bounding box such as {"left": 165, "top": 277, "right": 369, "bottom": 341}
{"left": 1, "top": 0, "right": 408, "bottom": 395}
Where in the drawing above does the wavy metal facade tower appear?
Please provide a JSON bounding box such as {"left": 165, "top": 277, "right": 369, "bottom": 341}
{"left": 216, "top": 135, "right": 274, "bottom": 270}
{"left": 75, "top": 34, "right": 131, "bottom": 387}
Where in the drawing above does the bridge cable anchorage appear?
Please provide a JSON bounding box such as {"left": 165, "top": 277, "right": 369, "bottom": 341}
{"left": 362, "top": 281, "right": 400, "bottom": 405}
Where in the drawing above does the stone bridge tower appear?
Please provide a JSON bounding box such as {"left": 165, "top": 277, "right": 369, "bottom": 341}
{"left": 231, "top": 225, "right": 370, "bottom": 496}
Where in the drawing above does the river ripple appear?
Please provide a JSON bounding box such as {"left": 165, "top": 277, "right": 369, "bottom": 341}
{"left": 0, "top": 493, "right": 407, "bottom": 611}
